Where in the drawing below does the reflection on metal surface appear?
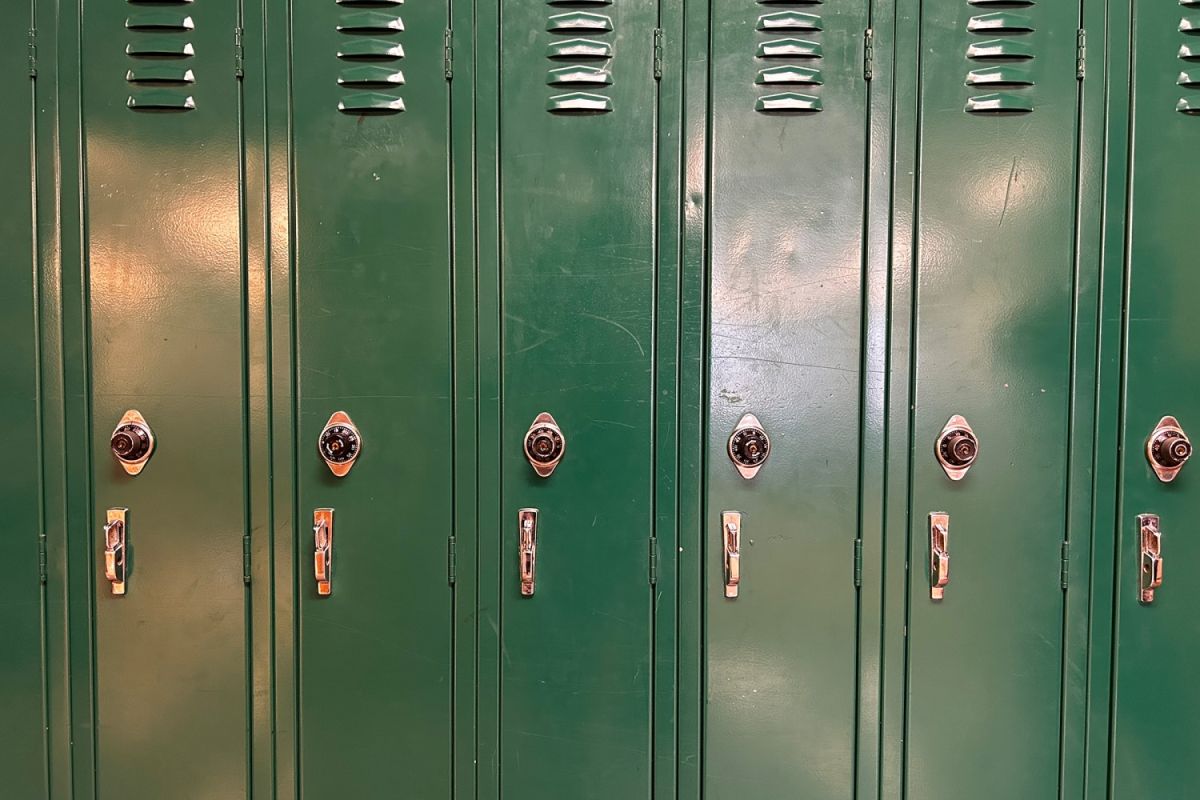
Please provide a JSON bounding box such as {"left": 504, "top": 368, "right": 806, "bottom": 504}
{"left": 1146, "top": 416, "right": 1191, "bottom": 482}
{"left": 104, "top": 508, "right": 128, "bottom": 596}
{"left": 727, "top": 413, "right": 770, "bottom": 479}
{"left": 314, "top": 508, "right": 334, "bottom": 596}
{"left": 319, "top": 411, "right": 362, "bottom": 477}
{"left": 110, "top": 409, "right": 155, "bottom": 476}
{"left": 1138, "top": 513, "right": 1162, "bottom": 604}
{"left": 935, "top": 414, "right": 979, "bottom": 480}
{"left": 722, "top": 511, "right": 741, "bottom": 599}
{"left": 930, "top": 513, "right": 950, "bottom": 601}
{"left": 519, "top": 508, "right": 538, "bottom": 597}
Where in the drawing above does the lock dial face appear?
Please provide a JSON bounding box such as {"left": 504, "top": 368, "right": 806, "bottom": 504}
{"left": 1147, "top": 416, "right": 1191, "bottom": 482}
{"left": 727, "top": 413, "right": 770, "bottom": 479}
{"left": 935, "top": 415, "right": 978, "bottom": 480}
{"left": 319, "top": 411, "right": 362, "bottom": 477}
{"left": 524, "top": 411, "right": 565, "bottom": 477}
{"left": 110, "top": 410, "right": 155, "bottom": 476}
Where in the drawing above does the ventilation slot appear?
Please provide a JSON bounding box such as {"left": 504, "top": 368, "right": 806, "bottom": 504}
{"left": 337, "top": 7, "right": 405, "bottom": 113}
{"left": 754, "top": 7, "right": 824, "bottom": 112}
{"left": 126, "top": 1, "right": 197, "bottom": 111}
{"left": 1181, "top": 14, "right": 1200, "bottom": 112}
{"left": 963, "top": 2, "right": 1036, "bottom": 113}
{"left": 545, "top": 3, "right": 614, "bottom": 114}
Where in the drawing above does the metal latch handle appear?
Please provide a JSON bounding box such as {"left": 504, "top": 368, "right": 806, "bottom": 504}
{"left": 1139, "top": 513, "right": 1162, "bottom": 604}
{"left": 722, "top": 511, "right": 741, "bottom": 598}
{"left": 314, "top": 508, "right": 334, "bottom": 596}
{"left": 103, "top": 508, "right": 128, "bottom": 596}
{"left": 519, "top": 508, "right": 538, "bottom": 596}
{"left": 930, "top": 513, "right": 950, "bottom": 600}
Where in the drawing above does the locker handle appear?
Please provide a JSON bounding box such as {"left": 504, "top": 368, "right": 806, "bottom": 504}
{"left": 930, "top": 513, "right": 950, "bottom": 600}
{"left": 519, "top": 509, "right": 538, "bottom": 597}
{"left": 1139, "top": 514, "right": 1162, "bottom": 604}
{"left": 103, "top": 508, "right": 128, "bottom": 596}
{"left": 314, "top": 508, "right": 334, "bottom": 597}
{"left": 722, "top": 511, "right": 741, "bottom": 599}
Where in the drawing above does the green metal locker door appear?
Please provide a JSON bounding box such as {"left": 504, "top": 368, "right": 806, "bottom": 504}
{"left": 904, "top": 1, "right": 1083, "bottom": 797}
{"left": 704, "top": 0, "right": 870, "bottom": 797}
{"left": 495, "top": 1, "right": 660, "bottom": 797}
{"left": 288, "top": 1, "right": 455, "bottom": 796}
{"left": 1108, "top": 1, "right": 1200, "bottom": 794}
{"left": 80, "top": 1, "right": 250, "bottom": 796}
{"left": 0, "top": 1, "right": 47, "bottom": 795}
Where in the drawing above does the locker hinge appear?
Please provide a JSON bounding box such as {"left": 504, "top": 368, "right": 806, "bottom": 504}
{"left": 444, "top": 29, "right": 454, "bottom": 80}
{"left": 242, "top": 533, "right": 251, "bottom": 584}
{"left": 27, "top": 28, "right": 37, "bottom": 78}
{"left": 1076, "top": 29, "right": 1086, "bottom": 79}
{"left": 653, "top": 28, "right": 664, "bottom": 80}
{"left": 1060, "top": 541, "right": 1070, "bottom": 589}
{"left": 448, "top": 535, "right": 457, "bottom": 585}
{"left": 649, "top": 536, "right": 658, "bottom": 585}
{"left": 853, "top": 538, "right": 863, "bottom": 588}
{"left": 38, "top": 532, "right": 47, "bottom": 584}
{"left": 234, "top": 26, "right": 245, "bottom": 79}
{"left": 863, "top": 29, "right": 875, "bottom": 81}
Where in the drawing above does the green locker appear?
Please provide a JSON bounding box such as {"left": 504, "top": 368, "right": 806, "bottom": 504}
{"left": 1107, "top": 0, "right": 1200, "bottom": 794}
{"left": 286, "top": 0, "right": 456, "bottom": 796}
{"left": 77, "top": 1, "right": 251, "bottom": 796}
{"left": 704, "top": 0, "right": 870, "bottom": 797}
{"left": 901, "top": 0, "right": 1087, "bottom": 797}
{"left": 0, "top": 1, "right": 48, "bottom": 796}
{"left": 491, "top": 0, "right": 662, "bottom": 796}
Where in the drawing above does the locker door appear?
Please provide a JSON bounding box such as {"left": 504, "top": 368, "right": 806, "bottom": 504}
{"left": 80, "top": 1, "right": 250, "bottom": 796}
{"left": 1109, "top": 1, "right": 1200, "bottom": 794}
{"left": 289, "top": 1, "right": 455, "bottom": 796}
{"left": 0, "top": 1, "right": 47, "bottom": 795}
{"left": 704, "top": 0, "right": 870, "bottom": 797}
{"left": 904, "top": 1, "right": 1082, "bottom": 797}
{"left": 496, "top": 1, "right": 660, "bottom": 797}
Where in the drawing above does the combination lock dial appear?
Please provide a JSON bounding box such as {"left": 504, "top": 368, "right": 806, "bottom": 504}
{"left": 1147, "top": 416, "right": 1191, "bottom": 482}
{"left": 110, "top": 410, "right": 155, "bottom": 476}
{"left": 727, "top": 413, "right": 770, "bottom": 479}
{"left": 935, "top": 415, "right": 979, "bottom": 480}
{"left": 524, "top": 412, "right": 565, "bottom": 478}
{"left": 318, "top": 411, "right": 362, "bottom": 477}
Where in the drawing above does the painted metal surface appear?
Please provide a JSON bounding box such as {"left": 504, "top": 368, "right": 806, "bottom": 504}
{"left": 903, "top": 0, "right": 1084, "bottom": 797}
{"left": 1108, "top": 0, "right": 1200, "bottom": 794}
{"left": 80, "top": 0, "right": 250, "bottom": 795}
{"left": 494, "top": 0, "right": 659, "bottom": 796}
{"left": 289, "top": 0, "right": 455, "bottom": 795}
{"left": 0, "top": 2, "right": 48, "bottom": 796}
{"left": 704, "top": 0, "right": 869, "bottom": 795}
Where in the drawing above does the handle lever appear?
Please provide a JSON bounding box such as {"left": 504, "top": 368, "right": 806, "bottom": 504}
{"left": 103, "top": 508, "right": 128, "bottom": 596}
{"left": 314, "top": 508, "right": 334, "bottom": 596}
{"left": 930, "top": 513, "right": 950, "bottom": 600}
{"left": 519, "top": 508, "right": 538, "bottom": 596}
{"left": 1139, "top": 513, "right": 1162, "bottom": 604}
{"left": 722, "top": 511, "right": 741, "bottom": 598}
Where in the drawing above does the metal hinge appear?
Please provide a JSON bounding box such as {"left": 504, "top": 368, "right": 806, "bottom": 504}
{"left": 863, "top": 29, "right": 874, "bottom": 81}
{"left": 1061, "top": 541, "right": 1070, "bottom": 589}
{"left": 653, "top": 28, "right": 664, "bottom": 80}
{"left": 1076, "top": 29, "right": 1086, "bottom": 79}
{"left": 27, "top": 28, "right": 37, "bottom": 78}
{"left": 853, "top": 538, "right": 863, "bottom": 588}
{"left": 444, "top": 29, "right": 454, "bottom": 80}
{"left": 242, "top": 534, "right": 252, "bottom": 584}
{"left": 234, "top": 26, "right": 244, "bottom": 78}
{"left": 448, "top": 535, "right": 457, "bottom": 585}
{"left": 38, "top": 532, "right": 47, "bottom": 584}
{"left": 648, "top": 536, "right": 658, "bottom": 585}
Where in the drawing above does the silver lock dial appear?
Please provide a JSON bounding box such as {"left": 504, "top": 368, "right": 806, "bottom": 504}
{"left": 727, "top": 413, "right": 770, "bottom": 479}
